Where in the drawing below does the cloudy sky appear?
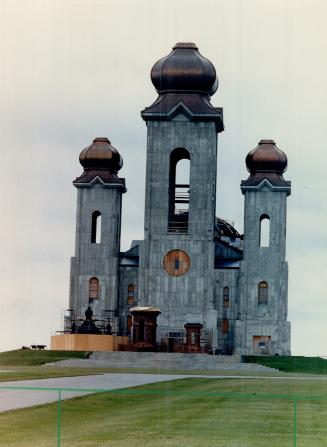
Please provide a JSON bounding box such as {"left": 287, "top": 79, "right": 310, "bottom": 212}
{"left": 0, "top": 0, "right": 326, "bottom": 356}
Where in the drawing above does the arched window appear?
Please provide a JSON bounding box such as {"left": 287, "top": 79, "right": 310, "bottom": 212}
{"left": 127, "top": 284, "right": 134, "bottom": 304}
{"left": 258, "top": 281, "right": 268, "bottom": 304}
{"left": 222, "top": 318, "right": 229, "bottom": 334}
{"left": 168, "top": 148, "right": 190, "bottom": 233}
{"left": 89, "top": 277, "right": 99, "bottom": 300}
{"left": 260, "top": 214, "right": 270, "bottom": 247}
{"left": 223, "top": 286, "right": 229, "bottom": 308}
{"left": 91, "top": 211, "right": 102, "bottom": 244}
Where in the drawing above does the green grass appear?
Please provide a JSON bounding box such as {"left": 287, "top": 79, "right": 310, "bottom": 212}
{"left": 1, "top": 378, "right": 327, "bottom": 446}
{"left": 0, "top": 365, "right": 287, "bottom": 383}
{"left": 0, "top": 366, "right": 108, "bottom": 382}
{"left": 244, "top": 356, "right": 327, "bottom": 374}
{"left": 0, "top": 349, "right": 86, "bottom": 366}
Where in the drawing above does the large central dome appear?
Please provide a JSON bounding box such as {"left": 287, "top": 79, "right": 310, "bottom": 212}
{"left": 150, "top": 42, "right": 218, "bottom": 96}
{"left": 142, "top": 42, "right": 223, "bottom": 132}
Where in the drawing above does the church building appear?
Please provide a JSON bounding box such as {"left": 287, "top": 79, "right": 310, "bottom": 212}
{"left": 66, "top": 43, "right": 291, "bottom": 356}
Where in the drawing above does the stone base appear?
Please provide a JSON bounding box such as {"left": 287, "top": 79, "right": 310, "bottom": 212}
{"left": 50, "top": 334, "right": 129, "bottom": 352}
{"left": 119, "top": 342, "right": 158, "bottom": 352}
{"left": 183, "top": 346, "right": 202, "bottom": 353}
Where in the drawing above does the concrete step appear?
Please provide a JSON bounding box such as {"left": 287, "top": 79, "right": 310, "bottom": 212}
{"left": 82, "top": 351, "right": 277, "bottom": 372}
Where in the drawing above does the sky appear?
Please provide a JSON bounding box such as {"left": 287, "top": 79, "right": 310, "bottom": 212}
{"left": 0, "top": 0, "right": 326, "bottom": 356}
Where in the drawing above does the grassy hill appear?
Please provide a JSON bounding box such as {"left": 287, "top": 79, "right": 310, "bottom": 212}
{"left": 0, "top": 377, "right": 327, "bottom": 446}
{"left": 0, "top": 349, "right": 86, "bottom": 366}
{"left": 243, "top": 355, "right": 327, "bottom": 374}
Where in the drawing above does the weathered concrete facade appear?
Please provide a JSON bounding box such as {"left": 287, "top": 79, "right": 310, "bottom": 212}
{"left": 137, "top": 119, "right": 219, "bottom": 347}
{"left": 69, "top": 185, "right": 123, "bottom": 318}
{"left": 67, "top": 137, "right": 126, "bottom": 334}
{"left": 66, "top": 43, "right": 291, "bottom": 355}
{"left": 235, "top": 184, "right": 291, "bottom": 355}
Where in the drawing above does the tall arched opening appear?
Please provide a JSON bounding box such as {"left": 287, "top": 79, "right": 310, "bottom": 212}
{"left": 168, "top": 148, "right": 190, "bottom": 233}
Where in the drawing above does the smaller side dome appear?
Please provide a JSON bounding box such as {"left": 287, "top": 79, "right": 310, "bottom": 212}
{"left": 79, "top": 137, "right": 123, "bottom": 172}
{"left": 246, "top": 139, "right": 287, "bottom": 174}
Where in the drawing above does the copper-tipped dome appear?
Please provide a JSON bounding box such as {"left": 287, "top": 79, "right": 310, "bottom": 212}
{"left": 246, "top": 139, "right": 287, "bottom": 174}
{"left": 150, "top": 42, "right": 218, "bottom": 96}
{"left": 79, "top": 137, "right": 123, "bottom": 172}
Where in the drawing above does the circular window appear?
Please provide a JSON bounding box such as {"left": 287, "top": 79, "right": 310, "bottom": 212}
{"left": 163, "top": 250, "right": 190, "bottom": 277}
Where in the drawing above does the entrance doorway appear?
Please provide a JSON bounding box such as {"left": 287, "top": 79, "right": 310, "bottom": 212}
{"left": 253, "top": 336, "right": 271, "bottom": 354}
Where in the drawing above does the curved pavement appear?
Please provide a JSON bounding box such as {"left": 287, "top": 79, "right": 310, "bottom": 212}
{"left": 0, "top": 373, "right": 191, "bottom": 412}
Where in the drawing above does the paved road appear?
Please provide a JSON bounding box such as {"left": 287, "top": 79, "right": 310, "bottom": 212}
{"left": 0, "top": 373, "right": 191, "bottom": 412}
{"left": 1, "top": 372, "right": 327, "bottom": 412}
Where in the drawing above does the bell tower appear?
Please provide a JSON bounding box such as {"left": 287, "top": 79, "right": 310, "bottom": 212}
{"left": 68, "top": 137, "right": 126, "bottom": 330}
{"left": 236, "top": 140, "right": 291, "bottom": 355}
{"left": 138, "top": 43, "right": 224, "bottom": 344}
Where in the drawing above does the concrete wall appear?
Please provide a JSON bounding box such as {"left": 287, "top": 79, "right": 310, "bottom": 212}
{"left": 237, "top": 184, "right": 291, "bottom": 355}
{"left": 143, "top": 119, "right": 218, "bottom": 240}
{"left": 214, "top": 268, "right": 240, "bottom": 352}
{"left": 117, "top": 265, "right": 139, "bottom": 334}
{"left": 138, "top": 116, "right": 219, "bottom": 346}
{"left": 69, "top": 182, "right": 123, "bottom": 324}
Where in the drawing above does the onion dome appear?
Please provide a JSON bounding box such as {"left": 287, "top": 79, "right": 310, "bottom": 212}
{"left": 151, "top": 42, "right": 218, "bottom": 96}
{"left": 74, "top": 137, "right": 126, "bottom": 190}
{"left": 142, "top": 43, "right": 223, "bottom": 132}
{"left": 246, "top": 139, "right": 287, "bottom": 174}
{"left": 79, "top": 137, "right": 123, "bottom": 172}
{"left": 241, "top": 139, "right": 291, "bottom": 191}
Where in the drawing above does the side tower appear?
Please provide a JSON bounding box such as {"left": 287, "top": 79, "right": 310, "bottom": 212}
{"left": 68, "top": 137, "right": 126, "bottom": 331}
{"left": 236, "top": 140, "right": 291, "bottom": 355}
{"left": 138, "top": 43, "right": 224, "bottom": 349}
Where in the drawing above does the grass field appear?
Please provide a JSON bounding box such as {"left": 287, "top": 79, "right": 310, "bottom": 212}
{"left": 0, "top": 349, "right": 86, "bottom": 366}
{"left": 1, "top": 377, "right": 327, "bottom": 447}
{"left": 0, "top": 364, "right": 286, "bottom": 383}
{"left": 244, "top": 356, "right": 327, "bottom": 374}
{"left": 1, "top": 350, "right": 327, "bottom": 445}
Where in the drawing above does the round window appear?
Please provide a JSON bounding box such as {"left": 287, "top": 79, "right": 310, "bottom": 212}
{"left": 163, "top": 249, "right": 190, "bottom": 277}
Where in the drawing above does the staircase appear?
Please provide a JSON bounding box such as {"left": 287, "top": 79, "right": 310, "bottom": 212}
{"left": 82, "top": 351, "right": 277, "bottom": 372}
